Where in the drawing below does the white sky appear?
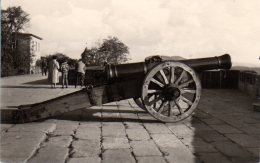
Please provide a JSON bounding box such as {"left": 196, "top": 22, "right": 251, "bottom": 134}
{"left": 2, "top": 0, "right": 260, "bottom": 65}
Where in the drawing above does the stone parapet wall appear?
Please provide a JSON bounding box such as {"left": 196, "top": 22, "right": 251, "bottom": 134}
{"left": 238, "top": 71, "right": 260, "bottom": 98}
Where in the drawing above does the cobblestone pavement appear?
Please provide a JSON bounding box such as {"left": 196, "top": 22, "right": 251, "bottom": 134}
{"left": 1, "top": 75, "right": 260, "bottom": 163}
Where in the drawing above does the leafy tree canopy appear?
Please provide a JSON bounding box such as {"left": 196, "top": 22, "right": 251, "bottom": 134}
{"left": 82, "top": 36, "right": 130, "bottom": 66}
{"left": 1, "top": 6, "right": 30, "bottom": 76}
{"left": 40, "top": 53, "right": 77, "bottom": 68}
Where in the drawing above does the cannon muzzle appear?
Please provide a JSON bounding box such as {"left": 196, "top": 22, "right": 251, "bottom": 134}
{"left": 181, "top": 54, "right": 231, "bottom": 72}
{"left": 105, "top": 54, "right": 232, "bottom": 80}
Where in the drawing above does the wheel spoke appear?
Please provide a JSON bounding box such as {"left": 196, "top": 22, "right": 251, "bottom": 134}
{"left": 179, "top": 79, "right": 194, "bottom": 88}
{"left": 147, "top": 89, "right": 162, "bottom": 94}
{"left": 153, "top": 95, "right": 157, "bottom": 108}
{"left": 148, "top": 94, "right": 163, "bottom": 106}
{"left": 157, "top": 101, "right": 167, "bottom": 113}
{"left": 180, "top": 95, "right": 193, "bottom": 106}
{"left": 181, "top": 89, "right": 196, "bottom": 94}
{"left": 175, "top": 70, "right": 185, "bottom": 85}
{"left": 174, "top": 100, "right": 184, "bottom": 114}
{"left": 170, "top": 67, "right": 175, "bottom": 84}
{"left": 168, "top": 100, "right": 175, "bottom": 117}
{"left": 151, "top": 78, "right": 164, "bottom": 87}
{"left": 159, "top": 70, "right": 169, "bottom": 85}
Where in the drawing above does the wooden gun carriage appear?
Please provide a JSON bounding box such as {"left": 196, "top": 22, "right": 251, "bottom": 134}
{"left": 13, "top": 54, "right": 232, "bottom": 123}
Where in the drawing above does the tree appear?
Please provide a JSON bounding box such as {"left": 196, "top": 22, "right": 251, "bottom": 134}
{"left": 1, "top": 6, "right": 30, "bottom": 76}
{"left": 81, "top": 36, "right": 130, "bottom": 66}
{"left": 42, "top": 53, "right": 77, "bottom": 68}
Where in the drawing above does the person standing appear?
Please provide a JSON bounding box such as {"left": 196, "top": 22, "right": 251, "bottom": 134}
{"left": 75, "top": 59, "right": 86, "bottom": 88}
{"left": 48, "top": 56, "right": 60, "bottom": 88}
{"left": 61, "top": 59, "right": 69, "bottom": 88}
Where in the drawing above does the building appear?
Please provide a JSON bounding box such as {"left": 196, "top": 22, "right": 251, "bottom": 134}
{"left": 12, "top": 32, "right": 43, "bottom": 74}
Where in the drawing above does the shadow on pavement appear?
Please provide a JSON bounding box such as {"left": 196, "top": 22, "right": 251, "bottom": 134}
{"left": 55, "top": 108, "right": 159, "bottom": 123}
{"left": 23, "top": 78, "right": 49, "bottom": 85}
{"left": 1, "top": 109, "right": 16, "bottom": 124}
{"left": 0, "top": 107, "right": 157, "bottom": 124}
{"left": 190, "top": 90, "right": 259, "bottom": 163}
{"left": 1, "top": 85, "right": 51, "bottom": 89}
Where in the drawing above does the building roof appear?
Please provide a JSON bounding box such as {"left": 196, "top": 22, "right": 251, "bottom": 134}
{"left": 12, "top": 32, "right": 43, "bottom": 40}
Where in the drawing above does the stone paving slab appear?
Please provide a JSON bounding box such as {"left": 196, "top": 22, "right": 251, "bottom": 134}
{"left": 27, "top": 145, "right": 69, "bottom": 163}
{"left": 102, "top": 149, "right": 135, "bottom": 163}
{"left": 126, "top": 128, "right": 150, "bottom": 141}
{"left": 72, "top": 139, "right": 101, "bottom": 157}
{"left": 1, "top": 75, "right": 260, "bottom": 163}
{"left": 130, "top": 140, "right": 162, "bottom": 156}
{"left": 197, "top": 153, "right": 232, "bottom": 163}
{"left": 68, "top": 157, "right": 101, "bottom": 163}
{"left": 1, "top": 74, "right": 80, "bottom": 110}
{"left": 75, "top": 124, "right": 101, "bottom": 140}
{"left": 102, "top": 137, "right": 130, "bottom": 149}
{"left": 136, "top": 156, "right": 167, "bottom": 163}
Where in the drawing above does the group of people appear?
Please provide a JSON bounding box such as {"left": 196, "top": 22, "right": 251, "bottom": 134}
{"left": 46, "top": 56, "right": 86, "bottom": 89}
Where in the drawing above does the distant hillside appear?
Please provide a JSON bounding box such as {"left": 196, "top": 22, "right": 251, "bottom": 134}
{"left": 159, "top": 55, "right": 185, "bottom": 60}
{"left": 231, "top": 66, "right": 260, "bottom": 74}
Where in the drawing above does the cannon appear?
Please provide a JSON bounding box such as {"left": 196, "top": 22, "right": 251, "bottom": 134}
{"left": 13, "top": 54, "right": 232, "bottom": 123}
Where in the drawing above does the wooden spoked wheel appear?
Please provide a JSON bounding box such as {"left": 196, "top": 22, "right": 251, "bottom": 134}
{"left": 141, "top": 61, "right": 201, "bottom": 123}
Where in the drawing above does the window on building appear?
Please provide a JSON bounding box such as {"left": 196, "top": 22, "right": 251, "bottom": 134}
{"left": 11, "top": 40, "right": 17, "bottom": 50}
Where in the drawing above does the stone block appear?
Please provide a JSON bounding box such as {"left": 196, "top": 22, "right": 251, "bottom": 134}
{"left": 246, "top": 147, "right": 260, "bottom": 157}
{"left": 0, "top": 131, "right": 47, "bottom": 160}
{"left": 27, "top": 145, "right": 69, "bottom": 163}
{"left": 143, "top": 123, "right": 171, "bottom": 134}
{"left": 48, "top": 136, "right": 72, "bottom": 148}
{"left": 68, "top": 157, "right": 101, "bottom": 163}
{"left": 197, "top": 153, "right": 231, "bottom": 163}
{"left": 102, "top": 149, "right": 135, "bottom": 163}
{"left": 76, "top": 126, "right": 101, "bottom": 140}
{"left": 200, "top": 118, "right": 226, "bottom": 125}
{"left": 53, "top": 120, "right": 79, "bottom": 136}
{"left": 210, "top": 124, "right": 242, "bottom": 134}
{"left": 211, "top": 141, "right": 256, "bottom": 161}
{"left": 120, "top": 113, "right": 139, "bottom": 120}
{"left": 79, "top": 122, "right": 102, "bottom": 128}
{"left": 187, "top": 123, "right": 213, "bottom": 131}
{"left": 136, "top": 156, "right": 167, "bottom": 163}
{"left": 130, "top": 140, "right": 161, "bottom": 156}
{"left": 151, "top": 134, "right": 182, "bottom": 148}
{"left": 181, "top": 135, "right": 217, "bottom": 153}
{"left": 163, "top": 147, "right": 197, "bottom": 163}
{"left": 0, "top": 157, "right": 26, "bottom": 163}
{"left": 102, "top": 125, "right": 126, "bottom": 138}
{"left": 225, "top": 133, "right": 259, "bottom": 148}
{"left": 102, "top": 137, "right": 130, "bottom": 149}
{"left": 166, "top": 123, "right": 194, "bottom": 138}
{"left": 8, "top": 122, "right": 56, "bottom": 133}
{"left": 72, "top": 139, "right": 101, "bottom": 157}
{"left": 197, "top": 130, "right": 229, "bottom": 142}
{"left": 126, "top": 128, "right": 150, "bottom": 141}
{"left": 124, "top": 122, "right": 144, "bottom": 129}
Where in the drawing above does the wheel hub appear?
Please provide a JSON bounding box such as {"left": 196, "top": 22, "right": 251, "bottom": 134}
{"left": 163, "top": 86, "right": 180, "bottom": 100}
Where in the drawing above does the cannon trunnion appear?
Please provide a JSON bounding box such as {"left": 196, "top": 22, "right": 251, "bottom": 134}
{"left": 15, "top": 54, "right": 232, "bottom": 123}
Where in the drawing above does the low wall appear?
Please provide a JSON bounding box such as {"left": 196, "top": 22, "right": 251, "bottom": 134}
{"left": 200, "top": 70, "right": 240, "bottom": 89}
{"left": 238, "top": 72, "right": 260, "bottom": 98}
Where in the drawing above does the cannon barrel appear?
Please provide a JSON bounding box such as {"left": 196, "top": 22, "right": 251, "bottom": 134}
{"left": 105, "top": 54, "right": 232, "bottom": 80}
